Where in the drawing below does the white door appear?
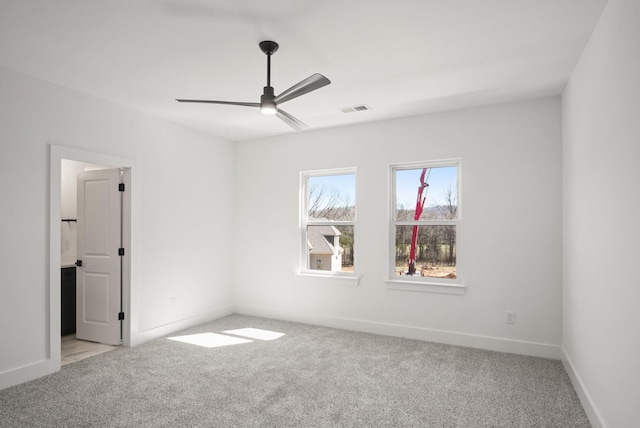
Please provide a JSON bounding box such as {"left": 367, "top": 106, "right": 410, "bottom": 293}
{"left": 76, "top": 168, "right": 122, "bottom": 345}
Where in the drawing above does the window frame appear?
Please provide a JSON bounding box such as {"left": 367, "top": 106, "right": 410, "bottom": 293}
{"left": 386, "top": 159, "right": 465, "bottom": 294}
{"left": 299, "top": 167, "right": 358, "bottom": 280}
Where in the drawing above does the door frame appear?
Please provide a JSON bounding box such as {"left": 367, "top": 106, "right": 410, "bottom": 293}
{"left": 49, "top": 144, "right": 137, "bottom": 370}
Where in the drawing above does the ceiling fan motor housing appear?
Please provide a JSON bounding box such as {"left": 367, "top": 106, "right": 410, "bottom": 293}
{"left": 260, "top": 86, "right": 277, "bottom": 114}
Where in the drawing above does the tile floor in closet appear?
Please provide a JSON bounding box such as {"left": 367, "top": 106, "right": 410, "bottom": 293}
{"left": 61, "top": 335, "right": 119, "bottom": 366}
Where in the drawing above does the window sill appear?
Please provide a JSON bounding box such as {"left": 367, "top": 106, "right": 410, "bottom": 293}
{"left": 295, "top": 272, "right": 361, "bottom": 287}
{"left": 384, "top": 279, "right": 466, "bottom": 295}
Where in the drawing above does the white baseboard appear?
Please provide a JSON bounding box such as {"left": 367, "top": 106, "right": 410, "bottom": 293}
{"left": 234, "top": 304, "right": 561, "bottom": 359}
{"left": 561, "top": 347, "right": 606, "bottom": 428}
{"left": 131, "top": 305, "right": 234, "bottom": 346}
{"left": 0, "top": 359, "right": 56, "bottom": 391}
{"left": 1, "top": 305, "right": 560, "bottom": 392}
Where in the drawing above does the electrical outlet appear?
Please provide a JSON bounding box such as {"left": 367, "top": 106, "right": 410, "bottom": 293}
{"left": 289, "top": 290, "right": 295, "bottom": 301}
{"left": 506, "top": 311, "right": 516, "bottom": 324}
{"left": 170, "top": 297, "right": 177, "bottom": 309}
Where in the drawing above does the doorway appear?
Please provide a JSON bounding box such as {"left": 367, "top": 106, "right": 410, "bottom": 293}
{"left": 49, "top": 145, "right": 135, "bottom": 370}
{"left": 61, "top": 161, "right": 123, "bottom": 360}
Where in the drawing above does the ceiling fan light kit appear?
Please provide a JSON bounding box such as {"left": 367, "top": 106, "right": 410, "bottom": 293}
{"left": 177, "top": 41, "right": 330, "bottom": 131}
{"left": 259, "top": 86, "right": 277, "bottom": 115}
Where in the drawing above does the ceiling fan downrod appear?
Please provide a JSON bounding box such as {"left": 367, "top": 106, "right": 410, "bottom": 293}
{"left": 259, "top": 41, "right": 279, "bottom": 114}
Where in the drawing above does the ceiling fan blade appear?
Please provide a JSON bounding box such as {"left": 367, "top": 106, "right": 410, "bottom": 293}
{"left": 274, "top": 73, "right": 331, "bottom": 105}
{"left": 176, "top": 99, "right": 260, "bottom": 108}
{"left": 276, "top": 109, "right": 307, "bottom": 131}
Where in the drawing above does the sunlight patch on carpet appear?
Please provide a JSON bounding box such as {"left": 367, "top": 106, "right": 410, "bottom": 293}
{"left": 223, "top": 327, "right": 285, "bottom": 341}
{"left": 168, "top": 333, "right": 252, "bottom": 348}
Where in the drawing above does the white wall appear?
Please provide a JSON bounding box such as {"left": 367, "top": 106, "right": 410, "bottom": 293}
{"left": 562, "top": 0, "right": 640, "bottom": 426}
{"left": 234, "top": 97, "right": 563, "bottom": 358}
{"left": 0, "top": 66, "right": 235, "bottom": 388}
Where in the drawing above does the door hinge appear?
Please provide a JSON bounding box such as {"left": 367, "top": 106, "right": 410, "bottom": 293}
{"left": 75, "top": 260, "right": 82, "bottom": 267}
{"left": 119, "top": 183, "right": 125, "bottom": 192}
{"left": 118, "top": 248, "right": 125, "bottom": 256}
{"left": 118, "top": 312, "right": 125, "bottom": 321}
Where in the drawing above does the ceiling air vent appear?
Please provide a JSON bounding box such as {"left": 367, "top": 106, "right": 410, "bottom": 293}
{"left": 340, "top": 104, "right": 371, "bottom": 113}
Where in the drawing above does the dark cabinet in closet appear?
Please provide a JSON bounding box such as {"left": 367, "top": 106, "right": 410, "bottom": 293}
{"left": 61, "top": 267, "right": 76, "bottom": 335}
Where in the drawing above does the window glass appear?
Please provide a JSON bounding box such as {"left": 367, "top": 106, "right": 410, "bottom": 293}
{"left": 394, "top": 225, "right": 456, "bottom": 278}
{"left": 308, "top": 174, "right": 355, "bottom": 221}
{"left": 395, "top": 166, "right": 457, "bottom": 221}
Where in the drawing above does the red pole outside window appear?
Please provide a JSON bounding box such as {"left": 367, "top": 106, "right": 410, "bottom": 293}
{"left": 408, "top": 168, "right": 429, "bottom": 275}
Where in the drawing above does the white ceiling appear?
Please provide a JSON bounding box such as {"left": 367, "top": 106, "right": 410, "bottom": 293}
{"left": 0, "top": 0, "right": 606, "bottom": 142}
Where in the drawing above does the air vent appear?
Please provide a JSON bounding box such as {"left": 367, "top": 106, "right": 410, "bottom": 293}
{"left": 340, "top": 104, "right": 371, "bottom": 113}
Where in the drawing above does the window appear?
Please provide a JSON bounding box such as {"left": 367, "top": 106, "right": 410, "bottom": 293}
{"left": 301, "top": 169, "right": 356, "bottom": 275}
{"left": 390, "top": 160, "right": 460, "bottom": 283}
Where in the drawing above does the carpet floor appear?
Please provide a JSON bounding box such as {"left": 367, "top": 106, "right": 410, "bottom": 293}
{"left": 0, "top": 315, "right": 590, "bottom": 427}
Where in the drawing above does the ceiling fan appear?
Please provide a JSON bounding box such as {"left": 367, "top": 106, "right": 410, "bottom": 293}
{"left": 176, "top": 41, "right": 331, "bottom": 131}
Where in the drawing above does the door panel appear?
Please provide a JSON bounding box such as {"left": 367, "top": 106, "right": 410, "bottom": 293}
{"left": 82, "top": 273, "right": 110, "bottom": 323}
{"left": 84, "top": 179, "right": 112, "bottom": 255}
{"left": 76, "top": 168, "right": 121, "bottom": 345}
